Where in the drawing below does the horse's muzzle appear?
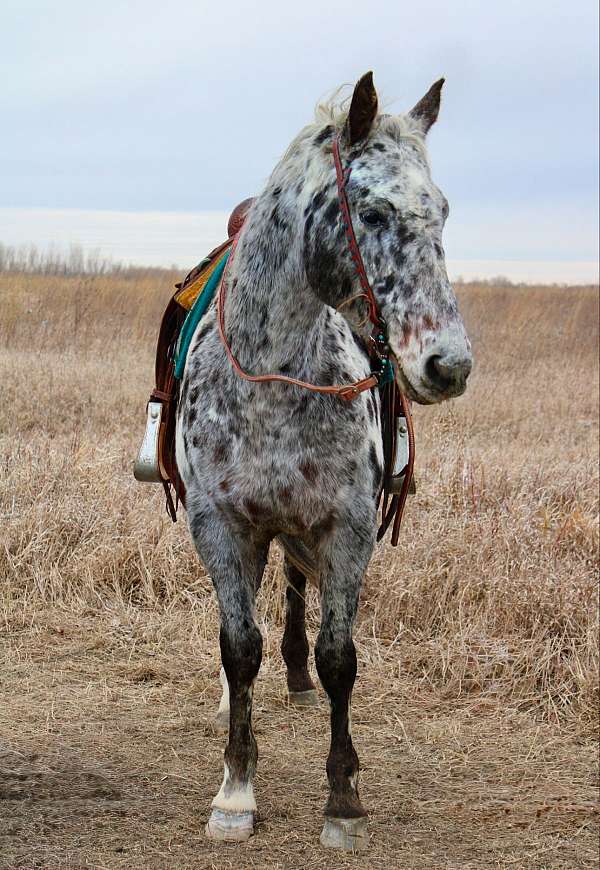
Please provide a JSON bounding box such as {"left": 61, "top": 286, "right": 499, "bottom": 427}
{"left": 423, "top": 349, "right": 472, "bottom": 398}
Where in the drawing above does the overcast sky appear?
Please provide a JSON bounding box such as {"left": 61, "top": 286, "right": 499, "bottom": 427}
{"left": 1, "top": 0, "right": 598, "bottom": 277}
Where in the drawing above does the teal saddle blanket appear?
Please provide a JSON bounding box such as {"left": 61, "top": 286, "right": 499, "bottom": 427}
{"left": 173, "top": 249, "right": 231, "bottom": 380}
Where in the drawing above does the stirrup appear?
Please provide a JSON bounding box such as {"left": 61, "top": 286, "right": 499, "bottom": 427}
{"left": 133, "top": 401, "right": 166, "bottom": 483}
{"left": 386, "top": 413, "right": 416, "bottom": 495}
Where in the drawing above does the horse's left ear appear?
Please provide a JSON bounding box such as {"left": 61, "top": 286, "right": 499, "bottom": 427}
{"left": 408, "top": 78, "right": 445, "bottom": 134}
{"left": 346, "top": 71, "right": 379, "bottom": 145}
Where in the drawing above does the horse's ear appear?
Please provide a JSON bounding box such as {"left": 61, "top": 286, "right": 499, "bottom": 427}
{"left": 408, "top": 78, "right": 445, "bottom": 134}
{"left": 345, "top": 71, "right": 379, "bottom": 145}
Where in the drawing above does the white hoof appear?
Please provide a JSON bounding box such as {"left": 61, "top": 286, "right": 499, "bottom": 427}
{"left": 320, "top": 816, "right": 369, "bottom": 851}
{"left": 288, "top": 689, "right": 319, "bottom": 707}
{"left": 213, "top": 709, "right": 229, "bottom": 732}
{"left": 205, "top": 809, "right": 254, "bottom": 842}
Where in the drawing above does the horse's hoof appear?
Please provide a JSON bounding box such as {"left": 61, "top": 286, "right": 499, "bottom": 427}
{"left": 288, "top": 689, "right": 319, "bottom": 707}
{"left": 205, "top": 809, "right": 254, "bottom": 842}
{"left": 213, "top": 709, "right": 229, "bottom": 732}
{"left": 320, "top": 816, "right": 369, "bottom": 851}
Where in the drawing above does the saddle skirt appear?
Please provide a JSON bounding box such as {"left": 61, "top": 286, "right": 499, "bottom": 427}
{"left": 133, "top": 238, "right": 231, "bottom": 517}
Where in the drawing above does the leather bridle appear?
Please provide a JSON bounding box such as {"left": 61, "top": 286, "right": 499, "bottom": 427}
{"left": 217, "top": 134, "right": 415, "bottom": 544}
{"left": 217, "top": 230, "right": 381, "bottom": 401}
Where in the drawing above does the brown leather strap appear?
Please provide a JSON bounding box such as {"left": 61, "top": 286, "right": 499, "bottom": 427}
{"left": 376, "top": 383, "right": 415, "bottom": 544}
{"left": 217, "top": 233, "right": 379, "bottom": 401}
{"left": 332, "top": 136, "right": 381, "bottom": 328}
{"left": 150, "top": 388, "right": 173, "bottom": 403}
{"left": 162, "top": 480, "right": 178, "bottom": 522}
{"left": 390, "top": 391, "right": 415, "bottom": 546}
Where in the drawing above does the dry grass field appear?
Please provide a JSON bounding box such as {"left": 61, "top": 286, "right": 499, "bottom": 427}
{"left": 0, "top": 268, "right": 598, "bottom": 869}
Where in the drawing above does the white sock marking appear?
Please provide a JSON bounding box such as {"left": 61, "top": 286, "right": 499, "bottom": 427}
{"left": 212, "top": 763, "right": 257, "bottom": 813}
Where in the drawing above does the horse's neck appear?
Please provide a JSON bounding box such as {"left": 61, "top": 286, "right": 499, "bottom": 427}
{"left": 223, "top": 207, "right": 328, "bottom": 377}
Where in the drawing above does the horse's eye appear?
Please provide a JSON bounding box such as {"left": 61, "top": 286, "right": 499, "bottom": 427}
{"left": 359, "top": 209, "right": 386, "bottom": 228}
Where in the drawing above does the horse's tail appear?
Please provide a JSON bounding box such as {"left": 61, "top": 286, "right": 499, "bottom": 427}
{"left": 277, "top": 535, "right": 318, "bottom": 587}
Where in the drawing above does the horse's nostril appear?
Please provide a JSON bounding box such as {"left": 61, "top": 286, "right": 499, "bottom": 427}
{"left": 425, "top": 353, "right": 472, "bottom": 395}
{"left": 425, "top": 355, "right": 453, "bottom": 393}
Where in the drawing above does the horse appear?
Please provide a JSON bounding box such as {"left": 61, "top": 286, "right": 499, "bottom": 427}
{"left": 175, "top": 71, "right": 472, "bottom": 850}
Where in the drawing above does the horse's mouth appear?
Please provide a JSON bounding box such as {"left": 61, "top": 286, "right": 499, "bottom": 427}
{"left": 391, "top": 357, "right": 435, "bottom": 405}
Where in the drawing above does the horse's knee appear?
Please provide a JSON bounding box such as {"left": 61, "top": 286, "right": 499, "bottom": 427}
{"left": 220, "top": 620, "right": 262, "bottom": 689}
{"left": 315, "top": 631, "right": 356, "bottom": 700}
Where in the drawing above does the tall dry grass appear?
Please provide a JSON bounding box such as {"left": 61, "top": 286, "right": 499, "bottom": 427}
{"left": 0, "top": 270, "right": 598, "bottom": 734}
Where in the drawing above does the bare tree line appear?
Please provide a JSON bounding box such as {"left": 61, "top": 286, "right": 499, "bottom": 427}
{"left": 0, "top": 242, "right": 143, "bottom": 276}
{"left": 1, "top": 241, "right": 588, "bottom": 288}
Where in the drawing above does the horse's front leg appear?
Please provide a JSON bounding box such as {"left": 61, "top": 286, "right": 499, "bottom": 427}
{"left": 315, "top": 512, "right": 375, "bottom": 851}
{"left": 188, "top": 502, "right": 269, "bottom": 842}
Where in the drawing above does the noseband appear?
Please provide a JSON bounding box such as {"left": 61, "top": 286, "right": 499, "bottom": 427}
{"left": 217, "top": 134, "right": 414, "bottom": 544}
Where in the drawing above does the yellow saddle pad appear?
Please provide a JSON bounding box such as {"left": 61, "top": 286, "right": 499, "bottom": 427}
{"left": 174, "top": 247, "right": 231, "bottom": 312}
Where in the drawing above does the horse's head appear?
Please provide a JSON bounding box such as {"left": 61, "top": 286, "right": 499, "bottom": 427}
{"left": 294, "top": 72, "right": 472, "bottom": 404}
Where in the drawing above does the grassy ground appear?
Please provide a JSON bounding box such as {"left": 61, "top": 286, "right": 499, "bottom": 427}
{"left": 0, "top": 271, "right": 598, "bottom": 868}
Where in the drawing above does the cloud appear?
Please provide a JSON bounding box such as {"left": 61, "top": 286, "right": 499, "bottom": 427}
{"left": 1, "top": 0, "right": 598, "bottom": 265}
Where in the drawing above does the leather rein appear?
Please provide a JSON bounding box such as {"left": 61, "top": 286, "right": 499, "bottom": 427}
{"left": 216, "top": 134, "right": 415, "bottom": 544}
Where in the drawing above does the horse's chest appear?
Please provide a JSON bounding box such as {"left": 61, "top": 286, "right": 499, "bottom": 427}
{"left": 182, "top": 386, "right": 377, "bottom": 530}
{"left": 179, "top": 324, "right": 382, "bottom": 530}
{"left": 221, "top": 433, "right": 362, "bottom": 534}
{"left": 229, "top": 399, "right": 365, "bottom": 483}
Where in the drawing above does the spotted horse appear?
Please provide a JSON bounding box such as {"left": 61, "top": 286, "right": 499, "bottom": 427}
{"left": 175, "top": 72, "right": 472, "bottom": 850}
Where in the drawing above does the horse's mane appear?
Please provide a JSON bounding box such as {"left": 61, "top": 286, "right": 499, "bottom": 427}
{"left": 280, "top": 85, "right": 429, "bottom": 166}
{"left": 272, "top": 85, "right": 430, "bottom": 187}
{"left": 313, "top": 84, "right": 354, "bottom": 127}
